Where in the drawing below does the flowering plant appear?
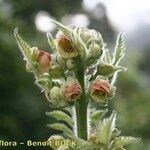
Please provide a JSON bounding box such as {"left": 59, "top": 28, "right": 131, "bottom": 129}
{"left": 14, "top": 20, "right": 140, "bottom": 150}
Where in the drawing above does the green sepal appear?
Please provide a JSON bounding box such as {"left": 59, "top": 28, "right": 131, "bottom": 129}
{"left": 35, "top": 74, "right": 52, "bottom": 91}
{"left": 49, "top": 66, "right": 65, "bottom": 79}
{"left": 52, "top": 20, "right": 71, "bottom": 36}
{"left": 47, "top": 32, "right": 57, "bottom": 53}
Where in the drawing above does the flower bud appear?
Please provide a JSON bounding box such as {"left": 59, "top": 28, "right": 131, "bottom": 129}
{"left": 96, "top": 63, "right": 127, "bottom": 77}
{"left": 55, "top": 35, "right": 79, "bottom": 59}
{"left": 62, "top": 77, "right": 82, "bottom": 102}
{"left": 49, "top": 86, "right": 61, "bottom": 100}
{"left": 48, "top": 86, "right": 67, "bottom": 107}
{"left": 89, "top": 79, "right": 115, "bottom": 102}
{"left": 88, "top": 42, "right": 103, "bottom": 58}
{"left": 80, "top": 27, "right": 93, "bottom": 44}
{"left": 66, "top": 59, "right": 76, "bottom": 70}
{"left": 31, "top": 47, "right": 52, "bottom": 73}
{"left": 97, "top": 63, "right": 116, "bottom": 76}
{"left": 79, "top": 28, "right": 103, "bottom": 47}
{"left": 48, "top": 135, "right": 64, "bottom": 150}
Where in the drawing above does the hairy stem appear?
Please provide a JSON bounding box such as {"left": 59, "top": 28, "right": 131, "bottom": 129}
{"left": 103, "top": 146, "right": 108, "bottom": 150}
{"left": 75, "top": 58, "right": 88, "bottom": 140}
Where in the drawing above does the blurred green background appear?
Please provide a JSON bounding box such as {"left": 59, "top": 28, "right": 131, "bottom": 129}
{"left": 0, "top": 0, "right": 150, "bottom": 149}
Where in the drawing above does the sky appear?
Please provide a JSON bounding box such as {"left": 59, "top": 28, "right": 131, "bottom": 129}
{"left": 83, "top": 0, "right": 150, "bottom": 32}
{"left": 34, "top": 0, "right": 150, "bottom": 39}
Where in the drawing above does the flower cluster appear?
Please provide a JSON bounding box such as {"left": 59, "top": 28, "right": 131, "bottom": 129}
{"left": 14, "top": 20, "right": 126, "bottom": 106}
{"left": 46, "top": 77, "right": 82, "bottom": 107}
{"left": 14, "top": 20, "right": 140, "bottom": 150}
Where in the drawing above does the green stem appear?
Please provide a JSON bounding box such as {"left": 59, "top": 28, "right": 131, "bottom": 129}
{"left": 75, "top": 58, "right": 88, "bottom": 140}
{"left": 75, "top": 96, "right": 88, "bottom": 140}
{"left": 103, "top": 146, "right": 108, "bottom": 150}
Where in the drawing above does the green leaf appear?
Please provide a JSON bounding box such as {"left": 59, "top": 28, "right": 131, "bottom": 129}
{"left": 46, "top": 110, "right": 73, "bottom": 127}
{"left": 14, "top": 28, "right": 31, "bottom": 60}
{"left": 47, "top": 122, "right": 86, "bottom": 148}
{"left": 75, "top": 142, "right": 100, "bottom": 150}
{"left": 112, "top": 33, "right": 125, "bottom": 66}
{"left": 104, "top": 49, "right": 111, "bottom": 64}
{"left": 66, "top": 134, "right": 86, "bottom": 147}
{"left": 47, "top": 123, "right": 73, "bottom": 136}
{"left": 90, "top": 110, "right": 104, "bottom": 121}
{"left": 90, "top": 110, "right": 106, "bottom": 127}
{"left": 96, "top": 112, "right": 116, "bottom": 145}
{"left": 112, "top": 136, "right": 141, "bottom": 149}
{"left": 62, "top": 107, "right": 73, "bottom": 115}
{"left": 14, "top": 28, "right": 38, "bottom": 74}
{"left": 47, "top": 33, "right": 56, "bottom": 53}
{"left": 115, "top": 66, "right": 127, "bottom": 72}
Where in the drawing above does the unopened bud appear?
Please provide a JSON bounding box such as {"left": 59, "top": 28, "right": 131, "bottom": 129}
{"left": 48, "top": 86, "right": 67, "bottom": 107}
{"left": 97, "top": 63, "right": 127, "bottom": 76}
{"left": 66, "top": 59, "right": 76, "bottom": 70}
{"left": 97, "top": 63, "right": 116, "bottom": 76}
{"left": 80, "top": 27, "right": 93, "bottom": 44}
{"left": 79, "top": 28, "right": 103, "bottom": 48}
{"left": 88, "top": 42, "right": 103, "bottom": 58}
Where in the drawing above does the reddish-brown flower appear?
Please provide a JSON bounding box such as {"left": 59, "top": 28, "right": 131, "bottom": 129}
{"left": 62, "top": 78, "right": 82, "bottom": 101}
{"left": 33, "top": 47, "right": 52, "bottom": 73}
{"left": 89, "top": 79, "right": 113, "bottom": 102}
{"left": 55, "top": 35, "right": 78, "bottom": 59}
